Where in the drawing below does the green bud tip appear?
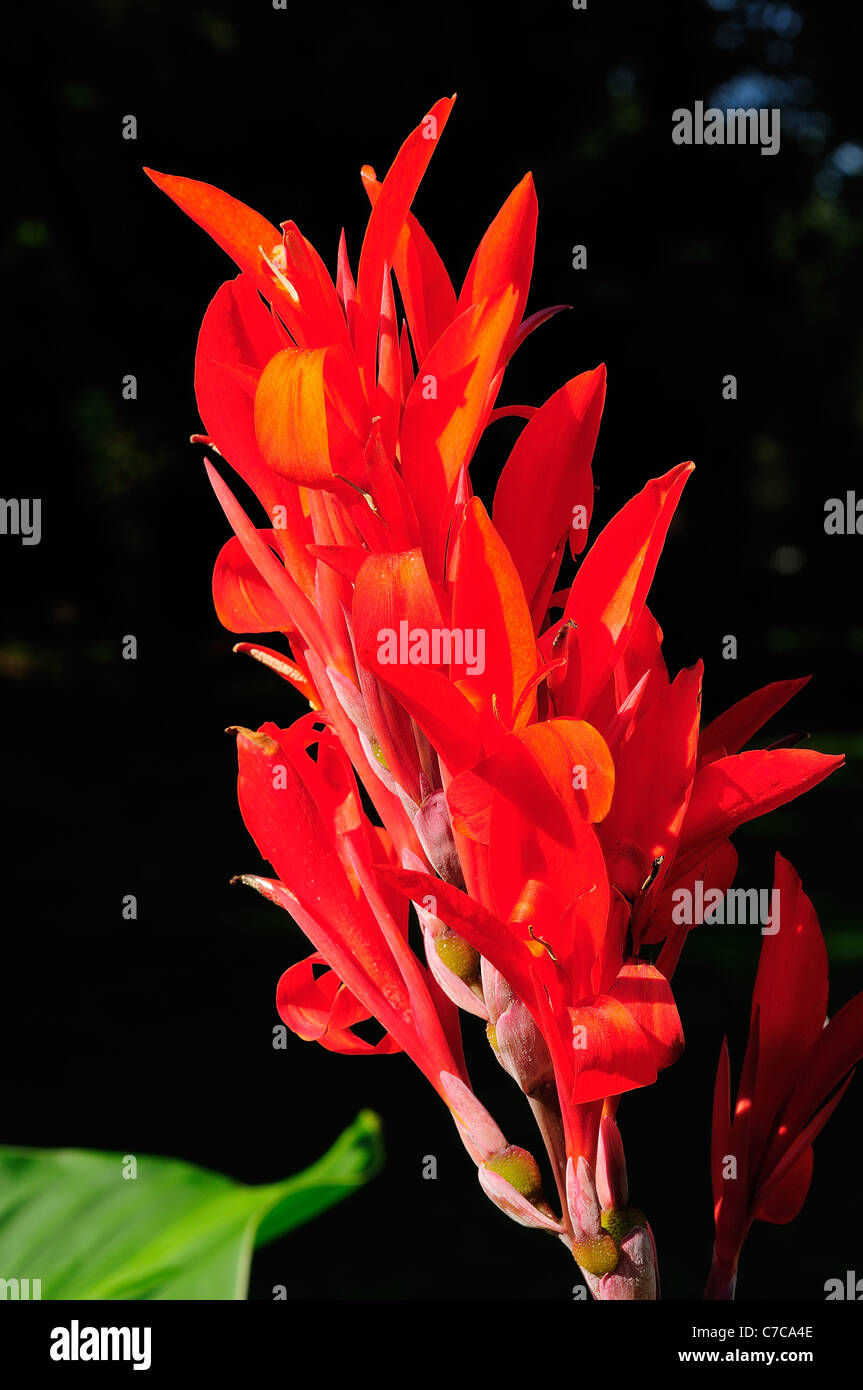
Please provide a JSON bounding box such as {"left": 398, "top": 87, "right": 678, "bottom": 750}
{"left": 370, "top": 737, "right": 388, "bottom": 769}
{"left": 434, "top": 930, "right": 481, "bottom": 984}
{"left": 485, "top": 1145, "right": 544, "bottom": 1202}
{"left": 572, "top": 1232, "right": 619, "bottom": 1277}
{"left": 601, "top": 1206, "right": 645, "bottom": 1249}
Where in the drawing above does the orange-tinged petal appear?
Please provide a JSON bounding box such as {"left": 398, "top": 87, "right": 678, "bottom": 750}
{"left": 212, "top": 533, "right": 294, "bottom": 633}
{"left": 253, "top": 345, "right": 367, "bottom": 488}
{"left": 144, "top": 168, "right": 308, "bottom": 337}
{"left": 400, "top": 288, "right": 521, "bottom": 576}
{"left": 459, "top": 172, "right": 538, "bottom": 332}
{"left": 519, "top": 718, "right": 615, "bottom": 823}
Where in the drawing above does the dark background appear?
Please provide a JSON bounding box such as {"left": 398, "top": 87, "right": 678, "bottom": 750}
{"left": 4, "top": 0, "right": 862, "bottom": 1299}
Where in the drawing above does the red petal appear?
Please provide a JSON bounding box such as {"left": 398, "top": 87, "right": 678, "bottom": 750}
{"left": 195, "top": 276, "right": 280, "bottom": 494}
{"left": 699, "top": 676, "right": 811, "bottom": 762}
{"left": 608, "top": 960, "right": 684, "bottom": 1072}
{"left": 279, "top": 220, "right": 352, "bottom": 353}
{"left": 276, "top": 953, "right": 401, "bottom": 1055}
{"left": 746, "top": 854, "right": 829, "bottom": 1169}
{"left": 569, "top": 994, "right": 660, "bottom": 1104}
{"left": 564, "top": 464, "right": 693, "bottom": 717}
{"left": 778, "top": 992, "right": 863, "bottom": 1144}
{"left": 355, "top": 96, "right": 455, "bottom": 390}
{"left": 362, "top": 170, "right": 457, "bottom": 363}
{"left": 753, "top": 1148, "right": 814, "bottom": 1225}
{"left": 352, "top": 549, "right": 484, "bottom": 771}
{"left": 459, "top": 172, "right": 538, "bottom": 334}
{"left": 489, "top": 783, "right": 610, "bottom": 979}
{"left": 144, "top": 169, "right": 308, "bottom": 339}
{"left": 379, "top": 864, "right": 537, "bottom": 1006}
{"left": 650, "top": 840, "right": 739, "bottom": 965}
{"left": 677, "top": 749, "right": 844, "bottom": 864}
{"left": 493, "top": 365, "right": 606, "bottom": 618}
{"left": 601, "top": 663, "right": 703, "bottom": 910}
{"left": 205, "top": 461, "right": 327, "bottom": 656}
{"left": 711, "top": 1037, "right": 732, "bottom": 1217}
{"left": 400, "top": 289, "right": 521, "bottom": 577}
{"left": 212, "top": 533, "right": 294, "bottom": 633}
{"left": 451, "top": 499, "right": 537, "bottom": 725}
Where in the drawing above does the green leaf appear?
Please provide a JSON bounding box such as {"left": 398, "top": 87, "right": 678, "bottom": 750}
{"left": 0, "top": 1110, "right": 382, "bottom": 1300}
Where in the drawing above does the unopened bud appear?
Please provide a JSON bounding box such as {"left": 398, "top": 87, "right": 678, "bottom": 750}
{"left": 481, "top": 959, "right": 553, "bottom": 1093}
{"left": 596, "top": 1114, "right": 629, "bottom": 1210}
{"left": 414, "top": 791, "right": 464, "bottom": 887}
{"left": 571, "top": 1232, "right": 619, "bottom": 1277}
{"left": 566, "top": 1155, "right": 658, "bottom": 1300}
{"left": 601, "top": 1206, "right": 645, "bottom": 1247}
{"left": 485, "top": 1146, "right": 543, "bottom": 1203}
{"left": 434, "top": 929, "right": 481, "bottom": 984}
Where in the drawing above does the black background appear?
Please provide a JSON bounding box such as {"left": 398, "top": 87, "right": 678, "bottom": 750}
{"left": 4, "top": 0, "right": 863, "bottom": 1299}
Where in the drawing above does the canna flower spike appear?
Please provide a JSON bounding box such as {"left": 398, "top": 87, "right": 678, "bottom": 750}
{"left": 149, "top": 95, "right": 854, "bottom": 1300}
{"left": 707, "top": 854, "right": 863, "bottom": 1299}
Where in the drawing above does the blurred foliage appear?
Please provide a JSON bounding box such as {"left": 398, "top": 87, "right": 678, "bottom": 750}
{"left": 0, "top": 1114, "right": 382, "bottom": 1299}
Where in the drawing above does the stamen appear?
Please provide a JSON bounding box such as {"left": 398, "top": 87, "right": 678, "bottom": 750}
{"left": 334, "top": 474, "right": 379, "bottom": 514}
{"left": 527, "top": 925, "right": 558, "bottom": 962}
{"left": 640, "top": 856, "right": 664, "bottom": 894}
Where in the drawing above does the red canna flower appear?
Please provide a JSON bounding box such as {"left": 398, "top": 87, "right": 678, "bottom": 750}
{"left": 707, "top": 853, "right": 863, "bottom": 1298}
{"left": 151, "top": 95, "right": 850, "bottom": 1299}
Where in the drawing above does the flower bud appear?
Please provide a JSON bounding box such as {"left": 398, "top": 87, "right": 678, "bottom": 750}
{"left": 485, "top": 1145, "right": 543, "bottom": 1202}
{"left": 566, "top": 1154, "right": 658, "bottom": 1300}
{"left": 596, "top": 1114, "right": 629, "bottom": 1210}
{"left": 414, "top": 790, "right": 464, "bottom": 887}
{"left": 406, "top": 851, "right": 488, "bottom": 1020}
{"left": 481, "top": 959, "right": 554, "bottom": 1093}
{"left": 479, "top": 1145, "right": 564, "bottom": 1235}
{"left": 571, "top": 1231, "right": 619, "bottom": 1277}
{"left": 434, "top": 929, "right": 481, "bottom": 984}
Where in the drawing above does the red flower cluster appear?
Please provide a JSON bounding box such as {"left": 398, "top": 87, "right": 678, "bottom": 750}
{"left": 149, "top": 97, "right": 861, "bottom": 1299}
